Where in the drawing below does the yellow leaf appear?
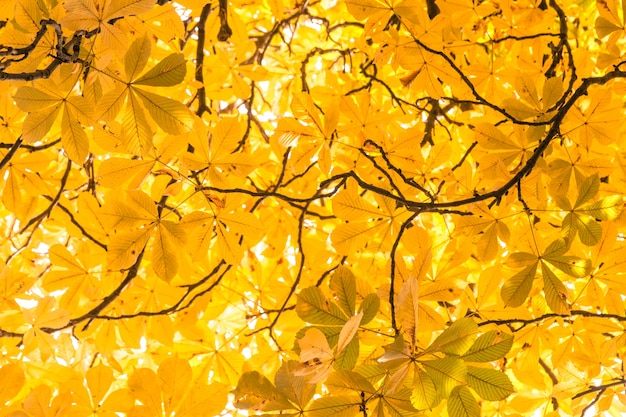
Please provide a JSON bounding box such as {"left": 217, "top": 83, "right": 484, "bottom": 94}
{"left": 332, "top": 188, "right": 382, "bottom": 221}
{"left": 336, "top": 311, "right": 363, "bottom": 356}
{"left": 23, "top": 296, "right": 70, "bottom": 329}
{"left": 98, "top": 158, "right": 155, "bottom": 189}
{"left": 122, "top": 92, "right": 155, "bottom": 155}
{"left": 134, "top": 53, "right": 187, "bottom": 87}
{"left": 96, "top": 87, "right": 128, "bottom": 122}
{"left": 216, "top": 219, "right": 244, "bottom": 265}
{"left": 86, "top": 364, "right": 115, "bottom": 406}
{"left": 125, "top": 35, "right": 152, "bottom": 81}
{"left": 0, "top": 364, "right": 25, "bottom": 405}
{"left": 158, "top": 357, "right": 192, "bottom": 414}
{"left": 61, "top": 107, "right": 89, "bottom": 164}
{"left": 14, "top": 87, "right": 59, "bottom": 112}
{"left": 295, "top": 327, "right": 334, "bottom": 383}
{"left": 21, "top": 104, "right": 61, "bottom": 143}
{"left": 397, "top": 276, "right": 419, "bottom": 348}
{"left": 2, "top": 167, "right": 22, "bottom": 214}
{"left": 107, "top": 228, "right": 152, "bottom": 270}
{"left": 345, "top": 0, "right": 389, "bottom": 20}
{"left": 133, "top": 87, "right": 194, "bottom": 134}
{"left": 128, "top": 368, "right": 161, "bottom": 416}
{"left": 331, "top": 222, "right": 371, "bottom": 255}
{"left": 152, "top": 221, "right": 185, "bottom": 282}
{"left": 177, "top": 383, "right": 229, "bottom": 417}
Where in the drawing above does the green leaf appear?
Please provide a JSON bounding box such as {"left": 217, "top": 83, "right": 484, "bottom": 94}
{"left": 500, "top": 262, "right": 537, "bottom": 307}
{"left": 541, "top": 262, "right": 569, "bottom": 314}
{"left": 232, "top": 371, "right": 292, "bottom": 411}
{"left": 296, "top": 287, "right": 348, "bottom": 325}
{"left": 574, "top": 174, "right": 599, "bottom": 208}
{"left": 410, "top": 368, "right": 437, "bottom": 410}
{"left": 330, "top": 266, "right": 357, "bottom": 317}
{"left": 134, "top": 53, "right": 187, "bottom": 86}
{"left": 426, "top": 318, "right": 478, "bottom": 356}
{"left": 422, "top": 357, "right": 466, "bottom": 398}
{"left": 447, "top": 386, "right": 480, "bottom": 417}
{"left": 466, "top": 366, "right": 514, "bottom": 401}
{"left": 462, "top": 330, "right": 513, "bottom": 362}
{"left": 359, "top": 293, "right": 380, "bottom": 325}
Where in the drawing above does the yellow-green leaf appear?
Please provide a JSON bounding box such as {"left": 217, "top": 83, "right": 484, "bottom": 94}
{"left": 541, "top": 262, "right": 569, "bottom": 314}
{"left": 462, "top": 331, "right": 513, "bottom": 362}
{"left": 574, "top": 174, "right": 599, "bottom": 208}
{"left": 411, "top": 368, "right": 437, "bottom": 410}
{"left": 581, "top": 195, "right": 624, "bottom": 220}
{"left": 296, "top": 287, "right": 347, "bottom": 325}
{"left": 448, "top": 386, "right": 480, "bottom": 417}
{"left": 326, "top": 369, "right": 376, "bottom": 395}
{"left": 330, "top": 266, "right": 357, "bottom": 317}
{"left": 466, "top": 366, "right": 514, "bottom": 401}
{"left": 359, "top": 293, "right": 380, "bottom": 325}
{"left": 422, "top": 357, "right": 466, "bottom": 398}
{"left": 426, "top": 318, "right": 478, "bottom": 356}
{"left": 501, "top": 262, "right": 537, "bottom": 307}
{"left": 233, "top": 371, "right": 291, "bottom": 411}
{"left": 306, "top": 396, "right": 361, "bottom": 417}
{"left": 574, "top": 214, "right": 602, "bottom": 246}
{"left": 275, "top": 361, "right": 317, "bottom": 408}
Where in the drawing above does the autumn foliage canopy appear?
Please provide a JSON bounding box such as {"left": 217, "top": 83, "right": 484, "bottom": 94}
{"left": 2, "top": 0, "right": 626, "bottom": 416}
